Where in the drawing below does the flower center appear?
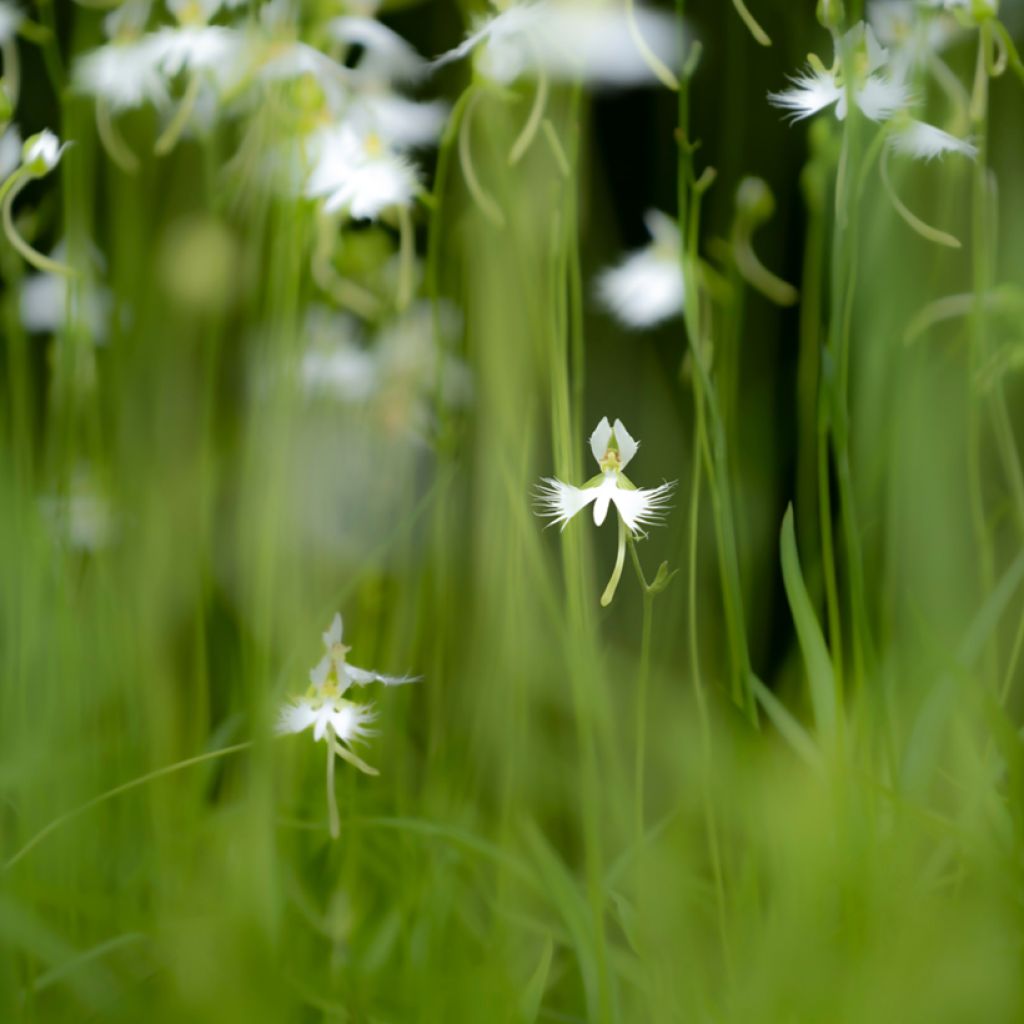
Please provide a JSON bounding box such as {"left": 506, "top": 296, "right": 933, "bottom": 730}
{"left": 599, "top": 448, "right": 622, "bottom": 474}
{"left": 177, "top": 1, "right": 207, "bottom": 26}
{"left": 364, "top": 132, "right": 384, "bottom": 158}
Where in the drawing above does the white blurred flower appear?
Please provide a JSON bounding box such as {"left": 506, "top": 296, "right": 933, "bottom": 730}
{"left": 433, "top": 0, "right": 682, "bottom": 88}
{"left": 347, "top": 92, "right": 448, "bottom": 149}
{"left": 597, "top": 210, "right": 683, "bottom": 329}
{"left": 769, "top": 23, "right": 910, "bottom": 123}
{"left": 537, "top": 417, "right": 674, "bottom": 536}
{"left": 39, "top": 467, "right": 116, "bottom": 552}
{"left": 868, "top": 1, "right": 962, "bottom": 68}
{"left": 74, "top": 36, "right": 169, "bottom": 111}
{"left": 311, "top": 612, "right": 420, "bottom": 694}
{"left": 19, "top": 241, "right": 112, "bottom": 338}
{"left": 150, "top": 24, "right": 244, "bottom": 78}
{"left": 305, "top": 123, "right": 419, "bottom": 219}
{"left": 277, "top": 612, "right": 419, "bottom": 835}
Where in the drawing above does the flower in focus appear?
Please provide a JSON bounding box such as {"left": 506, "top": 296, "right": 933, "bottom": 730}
{"left": 277, "top": 612, "right": 419, "bottom": 837}
{"left": 537, "top": 417, "right": 675, "bottom": 606}
{"left": 537, "top": 417, "right": 675, "bottom": 536}
{"left": 597, "top": 210, "right": 683, "bottom": 329}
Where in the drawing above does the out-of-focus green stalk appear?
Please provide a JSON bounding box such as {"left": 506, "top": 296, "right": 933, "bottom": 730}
{"left": 676, "top": 0, "right": 757, "bottom": 725}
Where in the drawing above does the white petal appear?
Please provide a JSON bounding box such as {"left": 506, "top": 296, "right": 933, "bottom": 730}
{"left": 329, "top": 700, "right": 376, "bottom": 744}
{"left": 310, "top": 655, "right": 331, "bottom": 688}
{"left": 768, "top": 69, "right": 842, "bottom": 122}
{"left": 535, "top": 478, "right": 600, "bottom": 531}
{"left": 610, "top": 481, "right": 676, "bottom": 534}
{"left": 323, "top": 612, "right": 343, "bottom": 649}
{"left": 612, "top": 419, "right": 639, "bottom": 469}
{"left": 346, "top": 663, "right": 420, "bottom": 686}
{"left": 328, "top": 15, "right": 426, "bottom": 83}
{"left": 888, "top": 119, "right": 976, "bottom": 161}
{"left": 589, "top": 417, "right": 613, "bottom": 463}
{"left": 276, "top": 699, "right": 318, "bottom": 735}
{"left": 855, "top": 76, "right": 911, "bottom": 122}
{"left": 592, "top": 475, "right": 619, "bottom": 527}
{"left": 597, "top": 247, "right": 684, "bottom": 328}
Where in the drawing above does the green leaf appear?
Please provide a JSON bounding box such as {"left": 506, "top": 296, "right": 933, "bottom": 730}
{"left": 519, "top": 936, "right": 554, "bottom": 1023}
{"left": 779, "top": 505, "right": 837, "bottom": 746}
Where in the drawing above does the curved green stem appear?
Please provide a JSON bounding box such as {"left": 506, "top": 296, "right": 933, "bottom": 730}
{"left": 154, "top": 73, "right": 202, "bottom": 157}
{"left": 508, "top": 67, "right": 548, "bottom": 166}
{"left": 1, "top": 169, "right": 76, "bottom": 276}
{"left": 4, "top": 742, "right": 253, "bottom": 872}
{"left": 600, "top": 516, "right": 628, "bottom": 607}
{"left": 96, "top": 98, "right": 140, "bottom": 174}
{"left": 458, "top": 88, "right": 505, "bottom": 228}
{"left": 627, "top": 0, "right": 679, "bottom": 89}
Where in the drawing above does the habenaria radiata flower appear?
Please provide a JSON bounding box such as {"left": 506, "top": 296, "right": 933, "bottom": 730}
{"left": 768, "top": 23, "right": 911, "bottom": 123}
{"left": 433, "top": 0, "right": 682, "bottom": 89}
{"left": 537, "top": 417, "right": 675, "bottom": 606}
{"left": 277, "top": 613, "right": 419, "bottom": 838}
{"left": 769, "top": 22, "right": 976, "bottom": 161}
{"left": 305, "top": 123, "right": 420, "bottom": 220}
{"left": 868, "top": 1, "right": 962, "bottom": 70}
{"left": 597, "top": 210, "right": 683, "bottom": 329}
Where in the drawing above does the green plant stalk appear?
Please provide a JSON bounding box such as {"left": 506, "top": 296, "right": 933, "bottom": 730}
{"left": 676, "top": 2, "right": 757, "bottom": 725}
{"left": 971, "top": 27, "right": 1024, "bottom": 545}
{"left": 827, "top": 39, "right": 874, "bottom": 696}
{"left": 797, "top": 154, "right": 827, "bottom": 600}
{"left": 548, "top": 157, "right": 613, "bottom": 1024}
{"left": 686, "top": 384, "right": 733, "bottom": 976}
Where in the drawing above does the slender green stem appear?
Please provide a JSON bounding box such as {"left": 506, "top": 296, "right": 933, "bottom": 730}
{"left": 676, "top": 0, "right": 757, "bottom": 725}
{"left": 326, "top": 737, "right": 340, "bottom": 839}
{"left": 634, "top": 585, "right": 653, "bottom": 855}
{"left": 1, "top": 169, "right": 77, "bottom": 276}
{"left": 4, "top": 743, "right": 253, "bottom": 872}
{"left": 686, "top": 385, "right": 733, "bottom": 975}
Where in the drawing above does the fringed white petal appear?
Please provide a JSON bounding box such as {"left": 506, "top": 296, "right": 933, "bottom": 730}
{"left": 888, "top": 120, "right": 977, "bottom": 161}
{"left": 610, "top": 481, "right": 676, "bottom": 535}
{"left": 276, "top": 698, "right": 319, "bottom": 736}
{"left": 768, "top": 69, "right": 842, "bottom": 122}
{"left": 535, "top": 478, "right": 600, "bottom": 531}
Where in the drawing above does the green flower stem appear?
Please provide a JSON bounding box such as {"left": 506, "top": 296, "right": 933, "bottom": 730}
{"left": 154, "top": 73, "right": 202, "bottom": 157}
{"left": 686, "top": 384, "right": 734, "bottom": 977}
{"left": 1, "top": 169, "right": 76, "bottom": 276}
{"left": 675, "top": 10, "right": 757, "bottom": 725}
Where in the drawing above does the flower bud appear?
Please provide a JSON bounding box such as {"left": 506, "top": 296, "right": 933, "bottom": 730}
{"left": 21, "top": 130, "right": 64, "bottom": 177}
{"left": 816, "top": 0, "right": 844, "bottom": 30}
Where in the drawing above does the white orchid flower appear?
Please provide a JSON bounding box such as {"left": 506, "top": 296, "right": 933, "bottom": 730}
{"left": 277, "top": 612, "right": 419, "bottom": 838}
{"left": 769, "top": 22, "right": 975, "bottom": 163}
{"left": 597, "top": 210, "right": 683, "bottom": 329}
{"left": 433, "top": 0, "right": 682, "bottom": 89}
{"left": 768, "top": 23, "right": 911, "bottom": 123}
{"left": 537, "top": 417, "right": 674, "bottom": 605}
{"left": 305, "top": 123, "right": 420, "bottom": 220}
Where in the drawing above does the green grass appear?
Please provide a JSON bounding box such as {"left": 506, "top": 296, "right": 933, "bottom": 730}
{"left": 2, "top": 1, "right": 1024, "bottom": 1021}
